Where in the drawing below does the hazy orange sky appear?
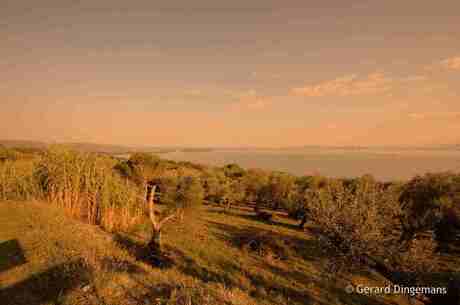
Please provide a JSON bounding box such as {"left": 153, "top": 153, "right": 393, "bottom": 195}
{"left": 1, "top": 0, "right": 460, "bottom": 147}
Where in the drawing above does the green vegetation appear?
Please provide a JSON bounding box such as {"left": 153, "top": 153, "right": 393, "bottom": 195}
{"left": 0, "top": 147, "right": 459, "bottom": 305}
{"left": 0, "top": 159, "right": 39, "bottom": 202}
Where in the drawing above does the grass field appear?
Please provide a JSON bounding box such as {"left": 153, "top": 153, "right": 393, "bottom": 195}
{"left": 0, "top": 201, "right": 432, "bottom": 305}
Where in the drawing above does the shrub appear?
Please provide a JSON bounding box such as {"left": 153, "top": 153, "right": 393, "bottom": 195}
{"left": 399, "top": 172, "right": 460, "bottom": 252}
{"left": 176, "top": 176, "right": 204, "bottom": 213}
{"left": 258, "top": 172, "right": 296, "bottom": 210}
{"left": 306, "top": 178, "right": 401, "bottom": 272}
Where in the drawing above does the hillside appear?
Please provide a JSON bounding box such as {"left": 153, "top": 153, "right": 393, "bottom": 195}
{"left": 1, "top": 201, "right": 423, "bottom": 305}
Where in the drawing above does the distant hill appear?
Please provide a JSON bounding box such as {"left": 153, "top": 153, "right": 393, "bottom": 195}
{"left": 2, "top": 139, "right": 459, "bottom": 155}
{"left": 0, "top": 140, "right": 134, "bottom": 154}
{"left": 0, "top": 140, "right": 216, "bottom": 155}
{"left": 0, "top": 139, "right": 48, "bottom": 149}
{"left": 294, "top": 144, "right": 460, "bottom": 151}
{"left": 429, "top": 144, "right": 460, "bottom": 150}
{"left": 62, "top": 142, "right": 135, "bottom": 154}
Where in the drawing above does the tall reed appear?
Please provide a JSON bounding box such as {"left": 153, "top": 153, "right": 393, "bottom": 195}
{"left": 0, "top": 159, "right": 39, "bottom": 201}
{"left": 35, "top": 147, "right": 144, "bottom": 231}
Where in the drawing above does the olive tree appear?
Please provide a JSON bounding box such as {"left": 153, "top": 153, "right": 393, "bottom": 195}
{"left": 146, "top": 175, "right": 204, "bottom": 256}
{"left": 241, "top": 168, "right": 269, "bottom": 205}
{"left": 307, "top": 178, "right": 401, "bottom": 272}
{"left": 307, "top": 173, "right": 460, "bottom": 303}
{"left": 399, "top": 173, "right": 460, "bottom": 252}
{"left": 175, "top": 176, "right": 204, "bottom": 218}
{"left": 285, "top": 175, "right": 328, "bottom": 228}
{"left": 258, "top": 172, "right": 296, "bottom": 210}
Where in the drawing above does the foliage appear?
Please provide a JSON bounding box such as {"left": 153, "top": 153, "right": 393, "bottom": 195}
{"left": 0, "top": 159, "right": 40, "bottom": 201}
{"left": 0, "top": 146, "right": 43, "bottom": 162}
{"left": 0, "top": 146, "right": 19, "bottom": 162}
{"left": 222, "top": 163, "right": 245, "bottom": 179}
{"left": 123, "top": 152, "right": 162, "bottom": 185}
{"left": 399, "top": 172, "right": 460, "bottom": 251}
{"left": 113, "top": 160, "right": 134, "bottom": 179}
{"left": 240, "top": 168, "right": 269, "bottom": 203}
{"left": 201, "top": 170, "right": 221, "bottom": 201}
{"left": 35, "top": 147, "right": 143, "bottom": 230}
{"left": 284, "top": 175, "right": 328, "bottom": 221}
{"left": 307, "top": 178, "right": 401, "bottom": 272}
{"left": 259, "top": 172, "right": 297, "bottom": 210}
{"left": 176, "top": 176, "right": 204, "bottom": 212}
{"left": 152, "top": 176, "right": 179, "bottom": 206}
{"left": 201, "top": 170, "right": 235, "bottom": 205}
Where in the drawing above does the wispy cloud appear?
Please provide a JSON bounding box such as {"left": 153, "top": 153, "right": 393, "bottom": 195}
{"left": 291, "top": 72, "right": 393, "bottom": 97}
{"left": 426, "top": 55, "right": 460, "bottom": 71}
{"left": 250, "top": 71, "right": 282, "bottom": 80}
{"left": 440, "top": 56, "right": 460, "bottom": 70}
{"left": 401, "top": 75, "right": 428, "bottom": 82}
{"left": 230, "top": 90, "right": 271, "bottom": 111}
{"left": 184, "top": 89, "right": 203, "bottom": 97}
{"left": 408, "top": 111, "right": 460, "bottom": 120}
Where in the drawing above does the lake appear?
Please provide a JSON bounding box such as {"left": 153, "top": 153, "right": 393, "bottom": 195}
{"left": 158, "top": 148, "right": 460, "bottom": 181}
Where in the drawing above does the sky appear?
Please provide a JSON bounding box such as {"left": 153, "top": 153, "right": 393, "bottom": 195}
{"left": 1, "top": 0, "right": 460, "bottom": 147}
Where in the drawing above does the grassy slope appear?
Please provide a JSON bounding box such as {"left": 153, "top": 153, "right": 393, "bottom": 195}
{"left": 0, "top": 201, "right": 419, "bottom": 305}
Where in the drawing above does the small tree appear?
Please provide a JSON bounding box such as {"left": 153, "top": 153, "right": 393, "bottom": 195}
{"left": 146, "top": 183, "right": 176, "bottom": 256}
{"left": 258, "top": 172, "right": 296, "bottom": 210}
{"left": 241, "top": 168, "right": 269, "bottom": 205}
{"left": 146, "top": 175, "right": 204, "bottom": 256}
{"left": 125, "top": 152, "right": 162, "bottom": 185}
{"left": 399, "top": 173, "right": 460, "bottom": 252}
{"left": 225, "top": 179, "right": 245, "bottom": 211}
{"left": 223, "top": 163, "right": 245, "bottom": 179}
{"left": 307, "top": 173, "right": 460, "bottom": 303}
{"left": 201, "top": 170, "right": 221, "bottom": 202}
{"left": 307, "top": 179, "right": 401, "bottom": 272}
{"left": 286, "top": 175, "right": 328, "bottom": 228}
{"left": 175, "top": 176, "right": 204, "bottom": 219}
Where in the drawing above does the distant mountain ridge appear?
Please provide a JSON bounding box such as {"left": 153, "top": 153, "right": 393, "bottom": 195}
{"left": 0, "top": 140, "right": 212, "bottom": 155}
{"left": 1, "top": 139, "right": 459, "bottom": 154}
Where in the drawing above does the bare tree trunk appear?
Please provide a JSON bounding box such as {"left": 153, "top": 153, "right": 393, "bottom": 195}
{"left": 148, "top": 226, "right": 162, "bottom": 254}
{"left": 226, "top": 200, "right": 232, "bottom": 211}
{"left": 146, "top": 184, "right": 162, "bottom": 256}
{"left": 146, "top": 183, "right": 176, "bottom": 257}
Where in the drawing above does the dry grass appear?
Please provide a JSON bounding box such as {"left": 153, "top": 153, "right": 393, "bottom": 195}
{"left": 1, "top": 200, "right": 437, "bottom": 305}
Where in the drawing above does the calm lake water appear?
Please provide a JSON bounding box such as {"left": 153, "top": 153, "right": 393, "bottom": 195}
{"left": 158, "top": 148, "right": 460, "bottom": 181}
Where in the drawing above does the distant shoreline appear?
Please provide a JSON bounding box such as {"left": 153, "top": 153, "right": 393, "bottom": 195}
{"left": 112, "top": 148, "right": 460, "bottom": 182}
